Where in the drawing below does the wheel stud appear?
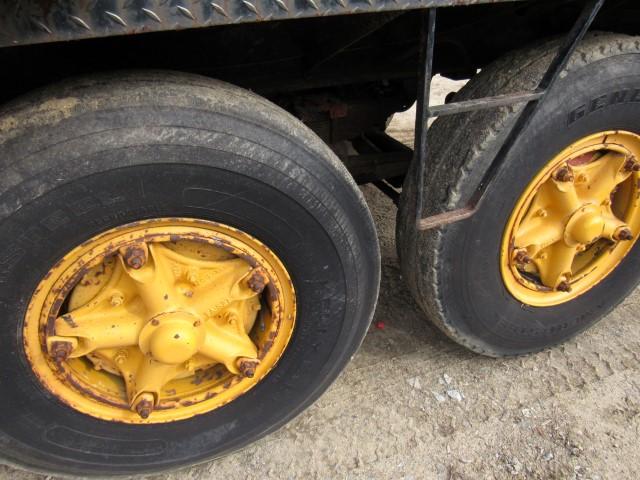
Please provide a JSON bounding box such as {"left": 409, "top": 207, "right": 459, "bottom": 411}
{"left": 614, "top": 227, "right": 633, "bottom": 241}
{"left": 513, "top": 249, "right": 532, "bottom": 266}
{"left": 624, "top": 156, "right": 640, "bottom": 173}
{"left": 553, "top": 165, "right": 574, "bottom": 182}
{"left": 237, "top": 357, "right": 260, "bottom": 378}
{"left": 557, "top": 281, "right": 572, "bottom": 293}
{"left": 119, "top": 243, "right": 148, "bottom": 269}
{"left": 247, "top": 267, "right": 269, "bottom": 294}
{"left": 49, "top": 340, "right": 74, "bottom": 362}
{"left": 132, "top": 393, "right": 155, "bottom": 419}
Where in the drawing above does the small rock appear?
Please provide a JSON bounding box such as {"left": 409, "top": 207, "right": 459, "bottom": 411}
{"left": 542, "top": 451, "right": 554, "bottom": 461}
{"left": 506, "top": 458, "right": 522, "bottom": 475}
{"left": 521, "top": 408, "right": 532, "bottom": 418}
{"left": 432, "top": 391, "right": 446, "bottom": 402}
{"left": 407, "top": 377, "right": 422, "bottom": 390}
{"left": 446, "top": 389, "right": 463, "bottom": 402}
{"left": 443, "top": 373, "right": 452, "bottom": 385}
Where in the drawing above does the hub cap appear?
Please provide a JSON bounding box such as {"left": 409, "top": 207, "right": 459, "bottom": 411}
{"left": 501, "top": 131, "right": 640, "bottom": 307}
{"left": 24, "top": 218, "right": 296, "bottom": 423}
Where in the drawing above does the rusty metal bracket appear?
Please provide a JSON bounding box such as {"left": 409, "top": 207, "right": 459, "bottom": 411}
{"left": 415, "top": 0, "right": 606, "bottom": 231}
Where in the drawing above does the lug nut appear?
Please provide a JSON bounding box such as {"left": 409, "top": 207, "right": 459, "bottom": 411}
{"left": 557, "top": 281, "right": 572, "bottom": 293}
{"left": 553, "top": 166, "right": 574, "bottom": 183}
{"left": 49, "top": 340, "right": 74, "bottom": 362}
{"left": 119, "top": 243, "right": 148, "bottom": 270}
{"left": 614, "top": 227, "right": 633, "bottom": 241}
{"left": 624, "top": 157, "right": 640, "bottom": 173}
{"left": 133, "top": 393, "right": 155, "bottom": 419}
{"left": 247, "top": 267, "right": 269, "bottom": 294}
{"left": 237, "top": 357, "right": 260, "bottom": 378}
{"left": 513, "top": 249, "right": 532, "bottom": 266}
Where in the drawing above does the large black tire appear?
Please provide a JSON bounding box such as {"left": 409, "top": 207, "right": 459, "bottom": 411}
{"left": 0, "top": 72, "right": 380, "bottom": 476}
{"left": 397, "top": 33, "right": 640, "bottom": 356}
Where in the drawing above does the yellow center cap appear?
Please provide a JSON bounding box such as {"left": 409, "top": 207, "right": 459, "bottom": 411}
{"left": 144, "top": 312, "right": 204, "bottom": 364}
{"left": 565, "top": 206, "right": 605, "bottom": 246}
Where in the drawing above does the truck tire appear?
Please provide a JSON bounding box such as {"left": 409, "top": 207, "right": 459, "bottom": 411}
{"left": 397, "top": 33, "right": 640, "bottom": 356}
{"left": 0, "top": 72, "right": 380, "bottom": 476}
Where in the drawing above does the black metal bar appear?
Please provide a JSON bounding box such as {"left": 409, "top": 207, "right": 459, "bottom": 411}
{"left": 417, "top": 0, "right": 606, "bottom": 230}
{"left": 373, "top": 180, "right": 401, "bottom": 205}
{"left": 428, "top": 91, "right": 544, "bottom": 117}
{"left": 413, "top": 8, "right": 437, "bottom": 226}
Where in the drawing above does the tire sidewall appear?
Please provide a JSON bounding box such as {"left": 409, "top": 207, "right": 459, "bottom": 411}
{"left": 0, "top": 77, "right": 379, "bottom": 475}
{"left": 439, "top": 52, "right": 640, "bottom": 354}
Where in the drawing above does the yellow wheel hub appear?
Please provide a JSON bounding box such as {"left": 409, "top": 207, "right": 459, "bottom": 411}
{"left": 501, "top": 131, "right": 640, "bottom": 307}
{"left": 24, "top": 218, "right": 296, "bottom": 423}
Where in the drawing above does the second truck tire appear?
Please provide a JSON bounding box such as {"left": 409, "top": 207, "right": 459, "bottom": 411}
{"left": 398, "top": 33, "right": 640, "bottom": 356}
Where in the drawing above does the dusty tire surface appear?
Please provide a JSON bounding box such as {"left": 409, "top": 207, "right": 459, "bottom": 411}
{"left": 0, "top": 72, "right": 380, "bottom": 476}
{"left": 398, "top": 33, "right": 640, "bottom": 356}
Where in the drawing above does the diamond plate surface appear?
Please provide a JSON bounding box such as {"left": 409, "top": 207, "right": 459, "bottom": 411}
{"left": 0, "top": 0, "right": 522, "bottom": 48}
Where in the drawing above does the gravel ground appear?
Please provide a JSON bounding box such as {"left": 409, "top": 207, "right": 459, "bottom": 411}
{"left": 3, "top": 78, "right": 640, "bottom": 480}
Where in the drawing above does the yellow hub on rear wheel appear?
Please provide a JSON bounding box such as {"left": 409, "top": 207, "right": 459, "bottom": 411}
{"left": 501, "top": 131, "right": 640, "bottom": 307}
{"left": 24, "top": 218, "right": 296, "bottom": 423}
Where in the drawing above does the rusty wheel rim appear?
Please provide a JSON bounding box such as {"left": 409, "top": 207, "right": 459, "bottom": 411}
{"left": 24, "top": 218, "right": 296, "bottom": 423}
{"left": 500, "top": 131, "right": 640, "bottom": 307}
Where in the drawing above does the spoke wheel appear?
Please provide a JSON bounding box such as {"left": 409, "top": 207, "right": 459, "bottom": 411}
{"left": 24, "top": 218, "right": 296, "bottom": 423}
{"left": 501, "top": 131, "right": 640, "bottom": 307}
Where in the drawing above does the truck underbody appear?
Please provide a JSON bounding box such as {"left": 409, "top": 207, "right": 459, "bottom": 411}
{"left": 1, "top": 0, "right": 638, "bottom": 149}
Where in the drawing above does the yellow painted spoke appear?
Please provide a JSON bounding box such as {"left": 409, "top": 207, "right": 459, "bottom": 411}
{"left": 574, "top": 151, "right": 632, "bottom": 204}
{"left": 514, "top": 178, "right": 580, "bottom": 249}
{"left": 54, "top": 261, "right": 145, "bottom": 356}
{"left": 538, "top": 177, "right": 581, "bottom": 215}
{"left": 121, "top": 244, "right": 177, "bottom": 317}
{"left": 200, "top": 320, "right": 258, "bottom": 374}
{"left": 189, "top": 264, "right": 259, "bottom": 317}
{"left": 535, "top": 242, "right": 577, "bottom": 289}
{"left": 54, "top": 308, "right": 145, "bottom": 357}
{"left": 602, "top": 210, "right": 628, "bottom": 240}
{"left": 514, "top": 217, "right": 564, "bottom": 250}
{"left": 130, "top": 357, "right": 181, "bottom": 402}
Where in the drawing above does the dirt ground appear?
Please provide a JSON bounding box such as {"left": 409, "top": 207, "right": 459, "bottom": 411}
{"left": 3, "top": 78, "right": 639, "bottom": 480}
